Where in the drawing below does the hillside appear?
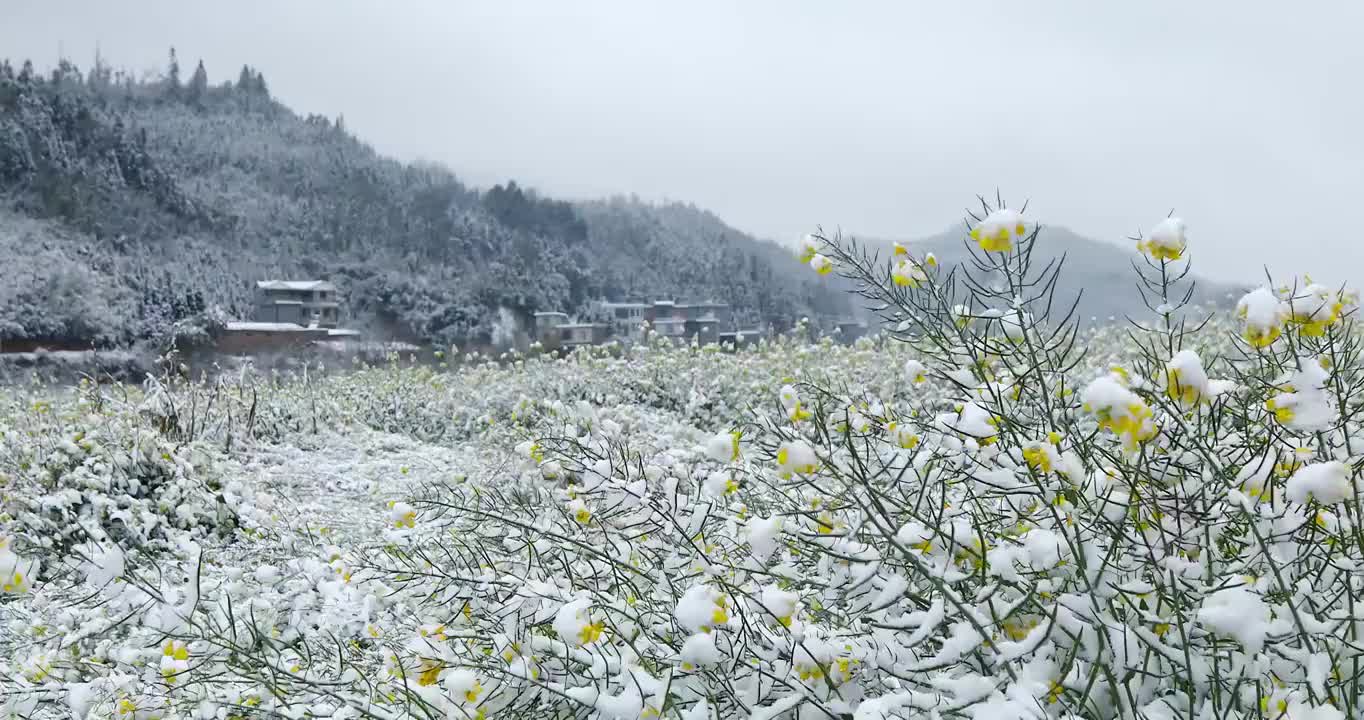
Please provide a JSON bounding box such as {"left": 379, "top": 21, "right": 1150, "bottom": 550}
{"left": 0, "top": 56, "right": 849, "bottom": 350}
{"left": 851, "top": 224, "right": 1248, "bottom": 326}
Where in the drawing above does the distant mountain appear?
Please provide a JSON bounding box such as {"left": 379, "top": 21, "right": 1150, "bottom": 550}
{"left": 0, "top": 56, "right": 849, "bottom": 350}
{"left": 851, "top": 225, "right": 1248, "bottom": 326}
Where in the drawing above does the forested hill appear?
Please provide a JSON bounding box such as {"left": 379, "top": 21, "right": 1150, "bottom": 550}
{"left": 0, "top": 55, "right": 849, "bottom": 349}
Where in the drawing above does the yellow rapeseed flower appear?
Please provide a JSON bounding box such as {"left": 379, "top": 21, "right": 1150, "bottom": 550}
{"left": 1022, "top": 444, "right": 1054, "bottom": 474}
{"left": 577, "top": 622, "right": 604, "bottom": 645}
{"left": 417, "top": 659, "right": 443, "bottom": 687}
{"left": 970, "top": 208, "right": 1027, "bottom": 253}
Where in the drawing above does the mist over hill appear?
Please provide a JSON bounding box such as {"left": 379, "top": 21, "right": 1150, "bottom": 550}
{"left": 0, "top": 54, "right": 850, "bottom": 350}
{"left": 844, "top": 224, "right": 1248, "bottom": 327}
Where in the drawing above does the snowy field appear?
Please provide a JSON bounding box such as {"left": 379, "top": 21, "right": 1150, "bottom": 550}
{"left": 4, "top": 214, "right": 1364, "bottom": 720}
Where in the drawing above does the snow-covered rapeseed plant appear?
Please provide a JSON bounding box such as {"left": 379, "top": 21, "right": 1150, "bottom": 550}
{"left": 798, "top": 232, "right": 822, "bottom": 263}
{"left": 890, "top": 246, "right": 937, "bottom": 289}
{"left": 970, "top": 206, "right": 1029, "bottom": 252}
{"left": 0, "top": 536, "right": 38, "bottom": 594}
{"left": 787, "top": 198, "right": 1364, "bottom": 719}
{"left": 1282, "top": 279, "right": 1354, "bottom": 337}
{"left": 891, "top": 257, "right": 929, "bottom": 288}
{"left": 1081, "top": 373, "right": 1158, "bottom": 451}
{"left": 388, "top": 500, "right": 417, "bottom": 528}
{"left": 703, "top": 429, "right": 742, "bottom": 463}
{"left": 809, "top": 252, "right": 834, "bottom": 276}
{"left": 1237, "top": 285, "right": 1287, "bottom": 348}
{"left": 1136, "top": 216, "right": 1188, "bottom": 261}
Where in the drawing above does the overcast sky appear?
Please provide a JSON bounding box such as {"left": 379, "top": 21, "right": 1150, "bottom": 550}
{"left": 4, "top": 1, "right": 1362, "bottom": 285}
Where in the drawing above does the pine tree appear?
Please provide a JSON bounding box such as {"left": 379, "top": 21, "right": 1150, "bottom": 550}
{"left": 88, "top": 47, "right": 112, "bottom": 91}
{"left": 51, "top": 59, "right": 81, "bottom": 87}
{"left": 236, "top": 64, "right": 253, "bottom": 91}
{"left": 166, "top": 47, "right": 181, "bottom": 98}
{"left": 187, "top": 60, "right": 208, "bottom": 105}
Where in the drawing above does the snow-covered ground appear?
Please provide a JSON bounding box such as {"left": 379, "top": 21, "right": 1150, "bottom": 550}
{"left": 4, "top": 224, "right": 1364, "bottom": 719}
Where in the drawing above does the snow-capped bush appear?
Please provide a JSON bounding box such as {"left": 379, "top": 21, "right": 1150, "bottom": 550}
{"left": 0, "top": 394, "right": 245, "bottom": 561}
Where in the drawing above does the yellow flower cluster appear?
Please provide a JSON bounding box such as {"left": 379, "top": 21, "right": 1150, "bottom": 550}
{"left": 1283, "top": 282, "right": 1355, "bottom": 337}
{"left": 886, "top": 421, "right": 920, "bottom": 450}
{"left": 779, "top": 385, "right": 814, "bottom": 423}
{"left": 578, "top": 621, "right": 604, "bottom": 645}
{"left": 798, "top": 233, "right": 821, "bottom": 263}
{"left": 776, "top": 441, "right": 819, "bottom": 477}
{"left": 891, "top": 244, "right": 937, "bottom": 288}
{"left": 970, "top": 208, "right": 1028, "bottom": 253}
{"left": 160, "top": 640, "right": 190, "bottom": 683}
{"left": 0, "top": 536, "right": 36, "bottom": 595}
{"left": 1136, "top": 217, "right": 1187, "bottom": 261}
{"left": 1235, "top": 287, "right": 1288, "bottom": 348}
{"left": 798, "top": 234, "right": 835, "bottom": 275}
{"left": 388, "top": 501, "right": 417, "bottom": 529}
{"left": 1082, "top": 375, "right": 1157, "bottom": 451}
{"left": 1021, "top": 442, "right": 1057, "bottom": 474}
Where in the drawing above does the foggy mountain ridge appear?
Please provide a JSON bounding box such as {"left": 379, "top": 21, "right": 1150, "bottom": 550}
{"left": 832, "top": 224, "right": 1250, "bottom": 325}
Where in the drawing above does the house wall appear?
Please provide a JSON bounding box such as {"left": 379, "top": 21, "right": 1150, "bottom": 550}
{"left": 254, "top": 288, "right": 341, "bottom": 328}
{"left": 0, "top": 337, "right": 96, "bottom": 353}
{"left": 534, "top": 314, "right": 569, "bottom": 350}
{"left": 215, "top": 328, "right": 331, "bottom": 354}
{"left": 553, "top": 324, "right": 611, "bottom": 349}
{"left": 608, "top": 305, "right": 648, "bottom": 341}
{"left": 685, "top": 320, "right": 721, "bottom": 345}
{"left": 252, "top": 303, "right": 308, "bottom": 325}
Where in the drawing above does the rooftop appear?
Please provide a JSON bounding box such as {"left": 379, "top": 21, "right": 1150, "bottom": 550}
{"left": 257, "top": 280, "right": 336, "bottom": 292}
{"left": 225, "top": 321, "right": 324, "bottom": 333}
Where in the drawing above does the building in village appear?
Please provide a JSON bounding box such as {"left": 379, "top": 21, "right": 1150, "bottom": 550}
{"left": 559, "top": 323, "right": 612, "bottom": 349}
{"left": 598, "top": 302, "right": 652, "bottom": 343}
{"left": 216, "top": 280, "right": 360, "bottom": 353}
{"left": 252, "top": 280, "right": 341, "bottom": 328}
{"left": 534, "top": 310, "right": 613, "bottom": 351}
{"left": 534, "top": 298, "right": 766, "bottom": 350}
{"left": 532, "top": 311, "right": 569, "bottom": 348}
